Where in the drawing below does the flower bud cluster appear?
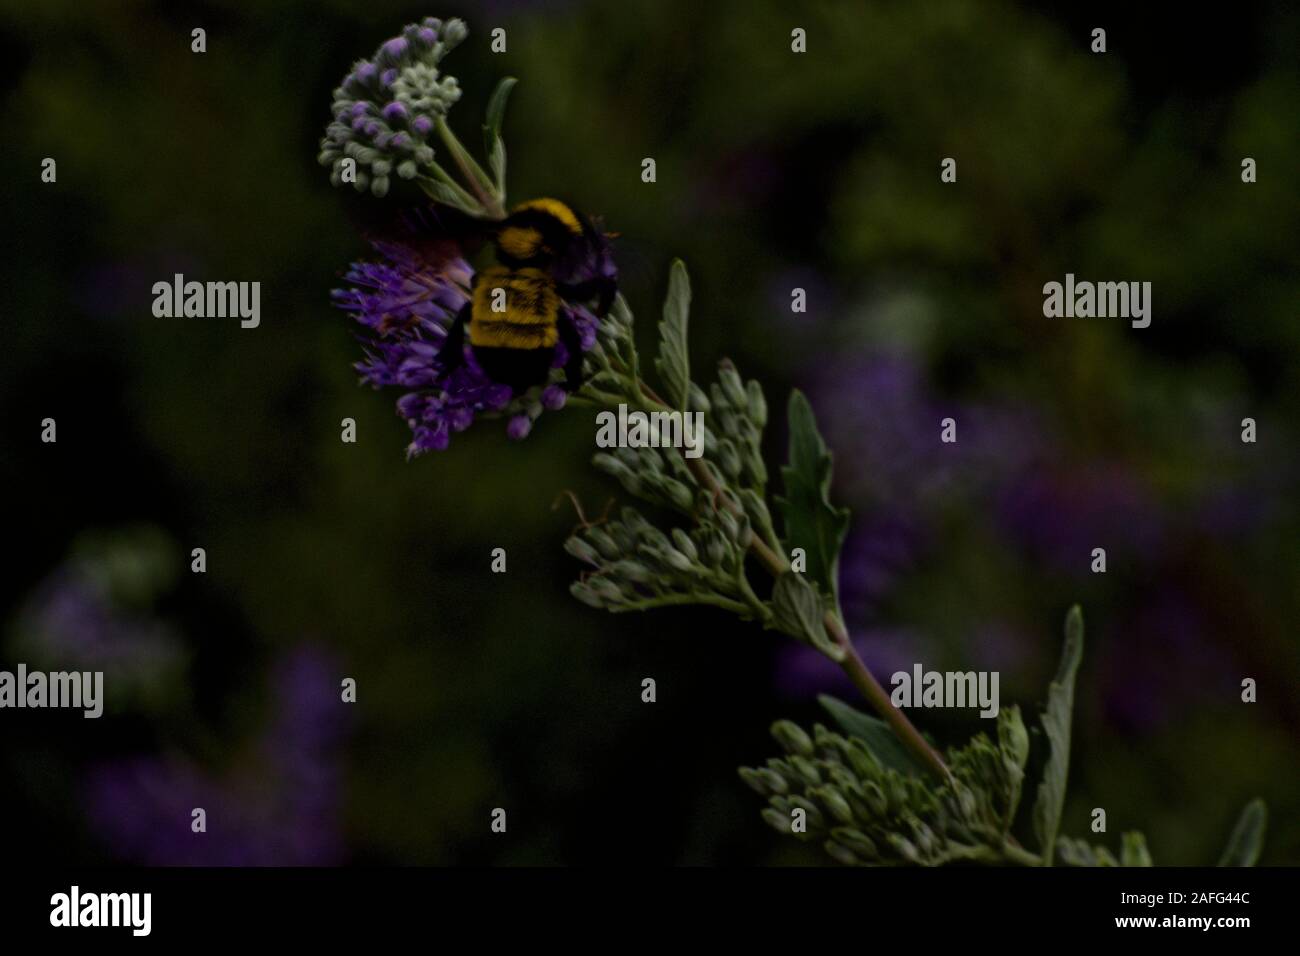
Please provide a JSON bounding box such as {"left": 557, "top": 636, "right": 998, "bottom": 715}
{"left": 592, "top": 445, "right": 697, "bottom": 515}
{"left": 566, "top": 507, "right": 756, "bottom": 616}
{"left": 740, "top": 708, "right": 1030, "bottom": 866}
{"left": 318, "top": 17, "right": 468, "bottom": 197}
{"left": 693, "top": 360, "right": 768, "bottom": 494}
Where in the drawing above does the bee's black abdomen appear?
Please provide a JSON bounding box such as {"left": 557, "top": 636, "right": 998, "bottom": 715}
{"left": 473, "top": 345, "right": 556, "bottom": 394}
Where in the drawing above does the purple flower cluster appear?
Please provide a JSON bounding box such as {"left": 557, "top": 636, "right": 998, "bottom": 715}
{"left": 1098, "top": 585, "right": 1235, "bottom": 732}
{"left": 335, "top": 230, "right": 599, "bottom": 455}
{"left": 995, "top": 461, "right": 1165, "bottom": 573}
{"left": 317, "top": 17, "right": 468, "bottom": 197}
{"left": 18, "top": 568, "right": 181, "bottom": 676}
{"left": 805, "top": 348, "right": 1043, "bottom": 619}
{"left": 836, "top": 512, "right": 921, "bottom": 622}
{"left": 813, "top": 352, "right": 1043, "bottom": 507}
{"left": 85, "top": 647, "right": 348, "bottom": 866}
{"left": 11, "top": 533, "right": 185, "bottom": 711}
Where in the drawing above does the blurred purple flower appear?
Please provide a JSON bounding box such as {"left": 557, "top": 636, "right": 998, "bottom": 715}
{"left": 812, "top": 351, "right": 1042, "bottom": 508}
{"left": 1099, "top": 586, "right": 1236, "bottom": 732}
{"left": 17, "top": 568, "right": 180, "bottom": 674}
{"left": 1194, "top": 483, "right": 1278, "bottom": 538}
{"left": 12, "top": 534, "right": 185, "bottom": 710}
{"left": 836, "top": 512, "right": 923, "bottom": 624}
{"left": 996, "top": 462, "right": 1165, "bottom": 574}
{"left": 85, "top": 647, "right": 349, "bottom": 866}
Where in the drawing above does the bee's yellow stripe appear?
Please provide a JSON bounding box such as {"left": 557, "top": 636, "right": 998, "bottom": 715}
{"left": 511, "top": 198, "right": 582, "bottom": 236}
{"left": 471, "top": 323, "right": 558, "bottom": 349}
{"left": 470, "top": 266, "right": 560, "bottom": 349}
{"left": 497, "top": 225, "right": 545, "bottom": 261}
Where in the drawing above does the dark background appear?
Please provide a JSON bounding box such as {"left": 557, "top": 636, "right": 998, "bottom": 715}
{"left": 1, "top": 0, "right": 1296, "bottom": 865}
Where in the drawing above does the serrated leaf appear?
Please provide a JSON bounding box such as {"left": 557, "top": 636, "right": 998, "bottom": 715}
{"left": 482, "top": 76, "right": 516, "bottom": 154}
{"left": 655, "top": 259, "right": 691, "bottom": 411}
{"left": 1217, "top": 799, "right": 1266, "bottom": 866}
{"left": 1032, "top": 605, "right": 1084, "bottom": 865}
{"left": 771, "top": 573, "right": 842, "bottom": 661}
{"left": 775, "top": 390, "right": 851, "bottom": 604}
{"left": 998, "top": 706, "right": 1030, "bottom": 773}
{"left": 818, "top": 694, "right": 929, "bottom": 777}
{"left": 998, "top": 706, "right": 1029, "bottom": 826}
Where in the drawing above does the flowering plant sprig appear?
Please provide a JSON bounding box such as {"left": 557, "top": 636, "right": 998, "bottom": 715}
{"left": 560, "top": 266, "right": 1264, "bottom": 867}
{"left": 564, "top": 262, "right": 951, "bottom": 784}
{"left": 324, "top": 17, "right": 1268, "bottom": 866}
{"left": 318, "top": 16, "right": 512, "bottom": 218}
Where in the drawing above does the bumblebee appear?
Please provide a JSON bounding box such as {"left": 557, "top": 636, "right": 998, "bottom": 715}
{"left": 439, "top": 198, "right": 617, "bottom": 394}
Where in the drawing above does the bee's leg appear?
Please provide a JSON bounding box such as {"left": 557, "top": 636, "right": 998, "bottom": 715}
{"left": 557, "top": 314, "right": 586, "bottom": 392}
{"left": 558, "top": 277, "right": 617, "bottom": 318}
{"left": 593, "top": 276, "right": 616, "bottom": 317}
{"left": 437, "top": 302, "right": 472, "bottom": 373}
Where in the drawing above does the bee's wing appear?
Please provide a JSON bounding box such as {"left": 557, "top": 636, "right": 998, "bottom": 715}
{"left": 362, "top": 203, "right": 491, "bottom": 271}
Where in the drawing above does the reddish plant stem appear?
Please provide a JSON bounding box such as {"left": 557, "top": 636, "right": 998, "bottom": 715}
{"left": 821, "top": 608, "right": 951, "bottom": 782}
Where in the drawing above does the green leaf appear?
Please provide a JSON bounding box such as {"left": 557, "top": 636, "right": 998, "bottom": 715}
{"left": 1120, "top": 832, "right": 1153, "bottom": 867}
{"left": 487, "top": 136, "right": 506, "bottom": 194}
{"left": 1032, "top": 605, "right": 1084, "bottom": 865}
{"left": 775, "top": 390, "right": 851, "bottom": 604}
{"left": 419, "top": 178, "right": 482, "bottom": 215}
{"left": 998, "top": 706, "right": 1030, "bottom": 773}
{"left": 998, "top": 706, "right": 1029, "bottom": 826}
{"left": 1217, "top": 799, "right": 1267, "bottom": 866}
{"left": 482, "top": 76, "right": 517, "bottom": 155}
{"left": 771, "top": 573, "right": 843, "bottom": 661}
{"left": 655, "top": 259, "right": 691, "bottom": 411}
{"left": 1056, "top": 837, "right": 1117, "bottom": 867}
{"left": 818, "top": 694, "right": 929, "bottom": 776}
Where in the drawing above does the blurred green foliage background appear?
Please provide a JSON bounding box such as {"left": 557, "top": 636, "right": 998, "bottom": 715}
{"left": 0, "top": 0, "right": 1296, "bottom": 865}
